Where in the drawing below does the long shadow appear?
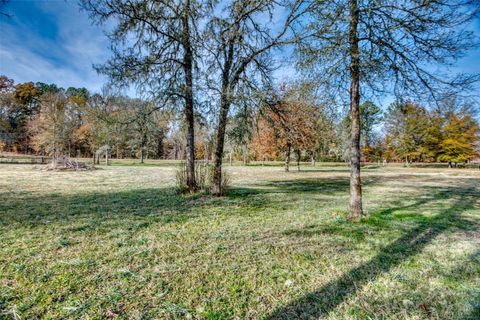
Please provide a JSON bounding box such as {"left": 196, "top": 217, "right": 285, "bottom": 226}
{"left": 259, "top": 176, "right": 399, "bottom": 195}
{"left": 0, "top": 187, "right": 183, "bottom": 227}
{"left": 266, "top": 187, "right": 478, "bottom": 319}
{"left": 0, "top": 185, "right": 275, "bottom": 228}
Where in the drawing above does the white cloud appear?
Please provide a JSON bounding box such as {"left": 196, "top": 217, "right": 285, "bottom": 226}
{"left": 0, "top": 0, "right": 109, "bottom": 92}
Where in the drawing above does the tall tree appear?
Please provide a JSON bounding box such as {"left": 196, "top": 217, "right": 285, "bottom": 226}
{"left": 206, "top": 0, "right": 307, "bottom": 195}
{"left": 81, "top": 0, "right": 206, "bottom": 191}
{"left": 302, "top": 0, "right": 479, "bottom": 219}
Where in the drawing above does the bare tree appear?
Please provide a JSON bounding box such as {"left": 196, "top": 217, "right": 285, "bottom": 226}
{"left": 205, "top": 0, "right": 308, "bottom": 195}
{"left": 81, "top": 0, "right": 207, "bottom": 191}
{"left": 301, "top": 0, "right": 480, "bottom": 220}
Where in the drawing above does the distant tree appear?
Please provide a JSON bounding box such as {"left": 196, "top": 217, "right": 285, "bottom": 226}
{"left": 0, "top": 76, "right": 15, "bottom": 150}
{"left": 261, "top": 84, "right": 318, "bottom": 172}
{"left": 419, "top": 112, "right": 444, "bottom": 162}
{"left": 438, "top": 114, "right": 479, "bottom": 167}
{"left": 360, "top": 101, "right": 381, "bottom": 149}
{"left": 250, "top": 116, "right": 280, "bottom": 163}
{"left": 384, "top": 101, "right": 431, "bottom": 163}
{"left": 30, "top": 92, "right": 69, "bottom": 158}
{"left": 194, "top": 114, "right": 213, "bottom": 161}
{"left": 126, "top": 100, "right": 164, "bottom": 164}
{"left": 302, "top": 0, "right": 480, "bottom": 219}
{"left": 313, "top": 109, "right": 337, "bottom": 163}
{"left": 227, "top": 103, "right": 255, "bottom": 165}
{"left": 35, "top": 82, "right": 62, "bottom": 95}
{"left": 72, "top": 123, "right": 94, "bottom": 157}
{"left": 0, "top": 75, "right": 13, "bottom": 91}
{"left": 0, "top": 81, "right": 41, "bottom": 152}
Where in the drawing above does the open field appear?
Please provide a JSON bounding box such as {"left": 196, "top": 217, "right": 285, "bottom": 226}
{"left": 1, "top": 164, "right": 479, "bottom": 319}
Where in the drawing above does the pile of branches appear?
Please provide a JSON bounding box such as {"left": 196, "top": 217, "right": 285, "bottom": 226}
{"left": 45, "top": 156, "right": 95, "bottom": 171}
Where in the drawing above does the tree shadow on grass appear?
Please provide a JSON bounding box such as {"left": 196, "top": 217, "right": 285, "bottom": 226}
{"left": 0, "top": 187, "right": 187, "bottom": 228}
{"left": 255, "top": 175, "right": 399, "bottom": 195}
{"left": 0, "top": 185, "right": 275, "bottom": 229}
{"left": 266, "top": 186, "right": 479, "bottom": 319}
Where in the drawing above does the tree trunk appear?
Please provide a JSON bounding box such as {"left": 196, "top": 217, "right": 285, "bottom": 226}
{"left": 311, "top": 151, "right": 316, "bottom": 166}
{"left": 348, "top": 0, "right": 363, "bottom": 220}
{"left": 182, "top": 1, "right": 196, "bottom": 192}
{"left": 448, "top": 161, "right": 452, "bottom": 168}
{"left": 243, "top": 145, "right": 247, "bottom": 165}
{"left": 285, "top": 144, "right": 291, "bottom": 172}
{"left": 229, "top": 150, "right": 232, "bottom": 166}
{"left": 157, "top": 131, "right": 164, "bottom": 159}
{"left": 140, "top": 148, "right": 144, "bottom": 164}
{"left": 296, "top": 149, "right": 301, "bottom": 172}
{"left": 212, "top": 96, "right": 230, "bottom": 195}
{"left": 212, "top": 33, "right": 236, "bottom": 195}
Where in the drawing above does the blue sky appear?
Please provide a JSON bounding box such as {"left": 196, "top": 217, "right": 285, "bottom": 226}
{"left": 0, "top": 0, "right": 109, "bottom": 92}
{"left": 0, "top": 0, "right": 479, "bottom": 96}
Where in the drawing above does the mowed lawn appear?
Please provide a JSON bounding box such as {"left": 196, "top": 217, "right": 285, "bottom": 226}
{"left": 0, "top": 163, "right": 479, "bottom": 319}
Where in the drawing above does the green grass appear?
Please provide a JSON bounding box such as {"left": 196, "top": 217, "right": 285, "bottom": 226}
{"left": 0, "top": 164, "right": 479, "bottom": 319}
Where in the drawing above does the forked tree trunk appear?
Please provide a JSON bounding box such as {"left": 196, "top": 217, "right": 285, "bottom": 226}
{"left": 285, "top": 144, "right": 291, "bottom": 172}
{"left": 348, "top": 0, "right": 363, "bottom": 220}
{"left": 182, "top": 0, "right": 196, "bottom": 192}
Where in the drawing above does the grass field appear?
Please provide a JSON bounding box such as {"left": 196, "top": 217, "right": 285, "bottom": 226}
{"left": 1, "top": 163, "right": 479, "bottom": 319}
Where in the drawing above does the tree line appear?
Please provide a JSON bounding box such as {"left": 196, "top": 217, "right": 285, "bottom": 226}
{"left": 1, "top": 75, "right": 477, "bottom": 167}
{"left": 2, "top": 0, "right": 479, "bottom": 219}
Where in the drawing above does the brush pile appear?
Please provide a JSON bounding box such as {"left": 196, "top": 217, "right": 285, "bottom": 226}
{"left": 45, "top": 156, "right": 94, "bottom": 171}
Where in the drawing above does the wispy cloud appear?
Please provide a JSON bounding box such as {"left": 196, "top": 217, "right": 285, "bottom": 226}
{"left": 0, "top": 0, "right": 109, "bottom": 92}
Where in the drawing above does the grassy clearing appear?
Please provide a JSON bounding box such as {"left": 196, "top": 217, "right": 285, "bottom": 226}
{"left": 0, "top": 164, "right": 479, "bottom": 319}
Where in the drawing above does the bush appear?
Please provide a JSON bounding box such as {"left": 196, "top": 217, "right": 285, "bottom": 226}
{"left": 175, "top": 161, "right": 230, "bottom": 194}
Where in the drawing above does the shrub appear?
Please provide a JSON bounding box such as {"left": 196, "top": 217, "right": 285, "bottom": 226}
{"left": 175, "top": 161, "right": 230, "bottom": 194}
